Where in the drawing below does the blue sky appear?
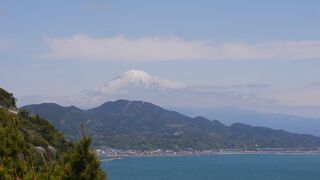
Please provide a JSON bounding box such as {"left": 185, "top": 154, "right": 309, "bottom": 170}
{"left": 1, "top": 1, "right": 320, "bottom": 117}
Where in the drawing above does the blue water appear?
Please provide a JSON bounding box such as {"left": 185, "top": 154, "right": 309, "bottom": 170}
{"left": 102, "top": 154, "right": 320, "bottom": 180}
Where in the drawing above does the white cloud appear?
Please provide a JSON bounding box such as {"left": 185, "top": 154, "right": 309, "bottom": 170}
{"left": 43, "top": 34, "right": 212, "bottom": 62}
{"left": 43, "top": 33, "right": 320, "bottom": 62}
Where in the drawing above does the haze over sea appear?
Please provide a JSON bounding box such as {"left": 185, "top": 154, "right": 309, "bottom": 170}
{"left": 102, "top": 154, "right": 320, "bottom": 180}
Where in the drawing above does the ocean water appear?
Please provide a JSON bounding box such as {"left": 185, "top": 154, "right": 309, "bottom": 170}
{"left": 102, "top": 154, "right": 320, "bottom": 180}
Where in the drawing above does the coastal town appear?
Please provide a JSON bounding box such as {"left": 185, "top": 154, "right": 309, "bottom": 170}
{"left": 95, "top": 146, "right": 320, "bottom": 160}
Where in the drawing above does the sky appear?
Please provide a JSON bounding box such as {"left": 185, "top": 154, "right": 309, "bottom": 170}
{"left": 1, "top": 1, "right": 320, "bottom": 117}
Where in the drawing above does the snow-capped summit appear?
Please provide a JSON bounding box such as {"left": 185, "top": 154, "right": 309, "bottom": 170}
{"left": 99, "top": 69, "right": 187, "bottom": 94}
{"left": 121, "top": 69, "right": 153, "bottom": 85}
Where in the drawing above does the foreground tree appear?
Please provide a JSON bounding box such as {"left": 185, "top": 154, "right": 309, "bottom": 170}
{"left": 62, "top": 126, "right": 107, "bottom": 180}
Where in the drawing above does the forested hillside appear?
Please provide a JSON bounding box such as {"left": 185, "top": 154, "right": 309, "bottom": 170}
{"left": 24, "top": 100, "right": 320, "bottom": 151}
{"left": 0, "top": 88, "right": 106, "bottom": 179}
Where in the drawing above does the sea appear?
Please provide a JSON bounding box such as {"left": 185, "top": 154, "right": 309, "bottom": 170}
{"left": 101, "top": 154, "right": 320, "bottom": 180}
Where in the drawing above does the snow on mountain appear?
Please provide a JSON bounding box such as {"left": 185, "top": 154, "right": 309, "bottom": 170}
{"left": 99, "top": 69, "right": 187, "bottom": 94}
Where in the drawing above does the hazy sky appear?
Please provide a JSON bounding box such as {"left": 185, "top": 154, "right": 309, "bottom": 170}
{"left": 1, "top": 1, "right": 320, "bottom": 117}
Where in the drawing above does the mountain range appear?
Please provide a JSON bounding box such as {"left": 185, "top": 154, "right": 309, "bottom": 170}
{"left": 94, "top": 70, "right": 320, "bottom": 137}
{"left": 18, "top": 69, "right": 320, "bottom": 138}
{"left": 176, "top": 107, "right": 320, "bottom": 137}
{"left": 22, "top": 100, "right": 320, "bottom": 151}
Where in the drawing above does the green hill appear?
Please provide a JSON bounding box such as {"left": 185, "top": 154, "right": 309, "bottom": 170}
{"left": 0, "top": 88, "right": 106, "bottom": 179}
{"left": 23, "top": 100, "right": 320, "bottom": 151}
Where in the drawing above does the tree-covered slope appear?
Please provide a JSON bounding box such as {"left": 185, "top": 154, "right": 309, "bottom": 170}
{"left": 0, "top": 88, "right": 106, "bottom": 179}
{"left": 23, "top": 100, "right": 320, "bottom": 151}
{"left": 0, "top": 88, "right": 16, "bottom": 109}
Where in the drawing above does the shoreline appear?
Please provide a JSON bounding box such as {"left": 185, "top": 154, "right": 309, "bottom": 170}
{"left": 99, "top": 150, "right": 320, "bottom": 161}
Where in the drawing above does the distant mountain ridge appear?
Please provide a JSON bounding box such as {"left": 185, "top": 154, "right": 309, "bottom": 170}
{"left": 22, "top": 100, "right": 320, "bottom": 150}
{"left": 176, "top": 107, "right": 320, "bottom": 137}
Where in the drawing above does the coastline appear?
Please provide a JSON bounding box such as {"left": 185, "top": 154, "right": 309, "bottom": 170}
{"left": 97, "top": 148, "right": 320, "bottom": 161}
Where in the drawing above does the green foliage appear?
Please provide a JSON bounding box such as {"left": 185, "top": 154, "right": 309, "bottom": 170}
{"left": 0, "top": 88, "right": 16, "bottom": 109}
{"left": 0, "top": 88, "right": 106, "bottom": 179}
{"left": 62, "top": 129, "right": 106, "bottom": 180}
{"left": 0, "top": 108, "right": 41, "bottom": 179}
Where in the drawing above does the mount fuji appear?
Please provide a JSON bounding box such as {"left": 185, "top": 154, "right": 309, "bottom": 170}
{"left": 98, "top": 69, "right": 187, "bottom": 95}
{"left": 79, "top": 69, "right": 272, "bottom": 109}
